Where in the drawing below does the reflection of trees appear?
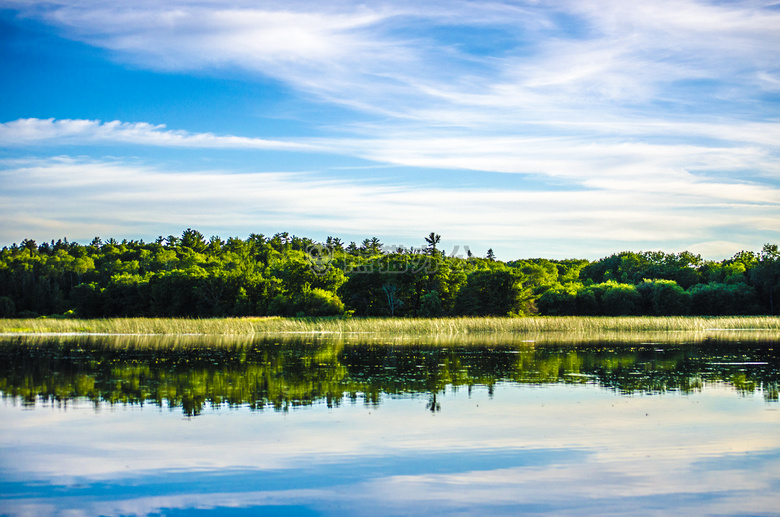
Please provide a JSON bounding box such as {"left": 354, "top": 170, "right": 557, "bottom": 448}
{"left": 0, "top": 336, "right": 349, "bottom": 416}
{"left": 0, "top": 336, "right": 778, "bottom": 416}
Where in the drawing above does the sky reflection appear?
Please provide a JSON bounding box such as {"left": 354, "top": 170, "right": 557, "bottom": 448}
{"left": 2, "top": 381, "right": 779, "bottom": 516}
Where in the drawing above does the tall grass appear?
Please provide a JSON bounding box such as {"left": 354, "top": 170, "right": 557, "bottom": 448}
{"left": 1, "top": 315, "right": 779, "bottom": 336}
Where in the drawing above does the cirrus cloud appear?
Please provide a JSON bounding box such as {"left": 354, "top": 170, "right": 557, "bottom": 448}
{"left": 1, "top": 156, "right": 777, "bottom": 259}
{"left": 0, "top": 118, "right": 315, "bottom": 150}
{"left": 0, "top": 0, "right": 778, "bottom": 258}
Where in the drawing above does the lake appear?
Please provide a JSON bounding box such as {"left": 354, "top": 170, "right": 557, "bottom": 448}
{"left": 1, "top": 333, "right": 779, "bottom": 516}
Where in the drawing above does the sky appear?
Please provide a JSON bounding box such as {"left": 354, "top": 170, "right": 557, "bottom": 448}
{"left": 0, "top": 0, "right": 779, "bottom": 260}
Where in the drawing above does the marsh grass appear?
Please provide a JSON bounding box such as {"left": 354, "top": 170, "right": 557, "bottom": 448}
{"left": 6, "top": 329, "right": 780, "bottom": 349}
{"left": 1, "top": 316, "right": 779, "bottom": 338}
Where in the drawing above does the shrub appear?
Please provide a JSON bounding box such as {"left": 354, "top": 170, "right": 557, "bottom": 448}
{"left": 637, "top": 279, "right": 690, "bottom": 315}
{"left": 601, "top": 283, "right": 643, "bottom": 316}
{"left": 536, "top": 285, "right": 579, "bottom": 315}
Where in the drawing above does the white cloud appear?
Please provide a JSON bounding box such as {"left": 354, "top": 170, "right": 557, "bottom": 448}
{"left": 6, "top": 117, "right": 779, "bottom": 188}
{"left": 5, "top": 0, "right": 779, "bottom": 121}
{"left": 3, "top": 1, "right": 779, "bottom": 163}
{"left": 1, "top": 156, "right": 778, "bottom": 259}
{"left": 0, "top": 118, "right": 314, "bottom": 150}
{"left": 0, "top": 1, "right": 778, "bottom": 258}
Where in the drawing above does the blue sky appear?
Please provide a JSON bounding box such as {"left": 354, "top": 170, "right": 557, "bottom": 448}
{"left": 1, "top": 0, "right": 778, "bottom": 260}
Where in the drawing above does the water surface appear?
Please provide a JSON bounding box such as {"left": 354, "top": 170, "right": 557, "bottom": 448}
{"left": 1, "top": 334, "right": 779, "bottom": 516}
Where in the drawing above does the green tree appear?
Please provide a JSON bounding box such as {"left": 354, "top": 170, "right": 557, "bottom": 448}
{"left": 637, "top": 279, "right": 690, "bottom": 315}
{"left": 21, "top": 239, "right": 37, "bottom": 258}
{"left": 338, "top": 272, "right": 387, "bottom": 316}
{"left": 360, "top": 237, "right": 383, "bottom": 256}
{"left": 536, "top": 284, "right": 580, "bottom": 315}
{"left": 0, "top": 296, "right": 15, "bottom": 317}
{"left": 455, "top": 268, "right": 531, "bottom": 316}
{"left": 424, "top": 232, "right": 441, "bottom": 256}
{"left": 688, "top": 283, "right": 760, "bottom": 315}
{"left": 750, "top": 244, "right": 780, "bottom": 314}
{"left": 601, "top": 282, "right": 643, "bottom": 316}
{"left": 418, "top": 290, "right": 442, "bottom": 317}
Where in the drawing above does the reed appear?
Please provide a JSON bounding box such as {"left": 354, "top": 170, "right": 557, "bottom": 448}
{"left": 1, "top": 315, "right": 779, "bottom": 336}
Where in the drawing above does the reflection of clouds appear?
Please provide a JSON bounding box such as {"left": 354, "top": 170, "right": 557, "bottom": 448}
{"left": 0, "top": 489, "right": 330, "bottom": 517}
{"left": 1, "top": 384, "right": 780, "bottom": 515}
{"left": 341, "top": 462, "right": 780, "bottom": 516}
{"left": 3, "top": 463, "right": 779, "bottom": 517}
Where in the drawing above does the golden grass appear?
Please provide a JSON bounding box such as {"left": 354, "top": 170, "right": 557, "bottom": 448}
{"left": 1, "top": 315, "right": 779, "bottom": 337}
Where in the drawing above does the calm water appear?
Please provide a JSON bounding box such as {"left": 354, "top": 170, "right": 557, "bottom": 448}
{"left": 1, "top": 334, "right": 779, "bottom": 516}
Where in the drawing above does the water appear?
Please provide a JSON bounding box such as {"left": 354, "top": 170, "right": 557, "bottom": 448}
{"left": 1, "top": 335, "right": 779, "bottom": 516}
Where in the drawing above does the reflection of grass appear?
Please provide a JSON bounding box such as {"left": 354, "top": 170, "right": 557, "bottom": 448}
{"left": 0, "top": 316, "right": 779, "bottom": 343}
{"left": 2, "top": 334, "right": 777, "bottom": 415}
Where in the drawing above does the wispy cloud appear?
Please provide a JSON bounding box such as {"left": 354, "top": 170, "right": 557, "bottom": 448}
{"left": 1, "top": 156, "right": 777, "bottom": 258}
{"left": 0, "top": 118, "right": 315, "bottom": 150}
{"left": 8, "top": 1, "right": 775, "bottom": 180}
{"left": 5, "top": 118, "right": 779, "bottom": 191}
{"left": 6, "top": 0, "right": 779, "bottom": 122}
{"left": 0, "top": 1, "right": 778, "bottom": 257}
{"left": 4, "top": 1, "right": 779, "bottom": 158}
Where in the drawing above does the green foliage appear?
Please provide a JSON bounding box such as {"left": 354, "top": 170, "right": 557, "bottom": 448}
{"left": 0, "top": 232, "right": 778, "bottom": 318}
{"left": 688, "top": 282, "right": 761, "bottom": 315}
{"left": 536, "top": 284, "right": 579, "bottom": 315}
{"left": 581, "top": 250, "right": 703, "bottom": 288}
{"left": 601, "top": 283, "right": 643, "bottom": 316}
{"left": 637, "top": 279, "right": 690, "bottom": 316}
{"left": 454, "top": 268, "right": 532, "bottom": 316}
{"left": 268, "top": 288, "right": 345, "bottom": 317}
{"left": 180, "top": 228, "right": 207, "bottom": 252}
{"left": 0, "top": 296, "right": 15, "bottom": 317}
{"left": 419, "top": 290, "right": 443, "bottom": 317}
{"left": 338, "top": 272, "right": 390, "bottom": 316}
{"left": 424, "top": 232, "right": 441, "bottom": 255}
{"left": 298, "top": 288, "right": 346, "bottom": 317}
{"left": 750, "top": 244, "right": 780, "bottom": 315}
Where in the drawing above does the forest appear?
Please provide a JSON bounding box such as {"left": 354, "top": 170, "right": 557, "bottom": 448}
{"left": 0, "top": 229, "right": 778, "bottom": 318}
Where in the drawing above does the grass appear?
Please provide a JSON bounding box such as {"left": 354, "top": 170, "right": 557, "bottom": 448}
{"left": 1, "top": 315, "right": 779, "bottom": 336}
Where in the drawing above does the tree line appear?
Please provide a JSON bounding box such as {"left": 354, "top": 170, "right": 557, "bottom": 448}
{"left": 0, "top": 229, "right": 778, "bottom": 318}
